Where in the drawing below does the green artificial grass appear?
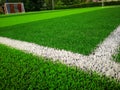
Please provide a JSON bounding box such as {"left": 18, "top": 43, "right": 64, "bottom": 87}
{"left": 113, "top": 47, "right": 120, "bottom": 63}
{"left": 0, "top": 44, "right": 120, "bottom": 90}
{"left": 0, "top": 7, "right": 105, "bottom": 27}
{"left": 0, "top": 6, "right": 120, "bottom": 55}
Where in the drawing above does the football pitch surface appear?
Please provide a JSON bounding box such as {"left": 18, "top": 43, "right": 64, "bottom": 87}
{"left": 0, "top": 6, "right": 120, "bottom": 89}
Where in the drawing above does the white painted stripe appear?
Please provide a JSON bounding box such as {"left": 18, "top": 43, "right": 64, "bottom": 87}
{"left": 0, "top": 26, "right": 120, "bottom": 80}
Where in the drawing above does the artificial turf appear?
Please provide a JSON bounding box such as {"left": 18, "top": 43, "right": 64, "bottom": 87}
{"left": 0, "top": 6, "right": 120, "bottom": 55}
{"left": 0, "top": 7, "right": 103, "bottom": 27}
{"left": 0, "top": 44, "right": 120, "bottom": 90}
{"left": 113, "top": 47, "right": 120, "bottom": 63}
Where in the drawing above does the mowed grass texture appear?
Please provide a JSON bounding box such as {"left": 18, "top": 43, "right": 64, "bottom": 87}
{"left": 0, "top": 6, "right": 120, "bottom": 55}
{"left": 0, "top": 7, "right": 103, "bottom": 27}
{"left": 0, "top": 44, "right": 120, "bottom": 90}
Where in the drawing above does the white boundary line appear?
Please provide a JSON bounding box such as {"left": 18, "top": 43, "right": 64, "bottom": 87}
{"left": 0, "top": 26, "right": 120, "bottom": 80}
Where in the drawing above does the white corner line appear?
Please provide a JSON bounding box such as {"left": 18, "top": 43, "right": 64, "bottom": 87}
{"left": 0, "top": 26, "right": 120, "bottom": 80}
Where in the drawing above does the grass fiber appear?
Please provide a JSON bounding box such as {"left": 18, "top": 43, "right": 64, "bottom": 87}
{"left": 113, "top": 47, "right": 120, "bottom": 63}
{"left": 0, "top": 6, "right": 120, "bottom": 55}
{"left": 0, "top": 44, "right": 120, "bottom": 89}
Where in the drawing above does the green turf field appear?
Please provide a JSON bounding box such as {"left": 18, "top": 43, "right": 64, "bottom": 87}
{"left": 0, "top": 6, "right": 120, "bottom": 55}
{"left": 0, "top": 44, "right": 120, "bottom": 89}
{"left": 113, "top": 47, "right": 120, "bottom": 63}
{"left": 0, "top": 7, "right": 103, "bottom": 27}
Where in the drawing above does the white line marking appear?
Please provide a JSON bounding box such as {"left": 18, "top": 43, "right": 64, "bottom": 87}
{"left": 0, "top": 26, "right": 120, "bottom": 80}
